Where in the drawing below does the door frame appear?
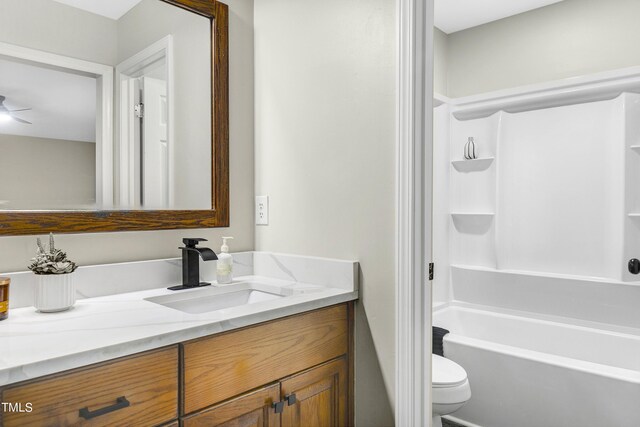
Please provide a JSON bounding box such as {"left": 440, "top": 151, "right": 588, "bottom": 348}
{"left": 116, "top": 35, "right": 175, "bottom": 209}
{"left": 396, "top": 0, "right": 434, "bottom": 426}
{"left": 0, "top": 41, "right": 114, "bottom": 209}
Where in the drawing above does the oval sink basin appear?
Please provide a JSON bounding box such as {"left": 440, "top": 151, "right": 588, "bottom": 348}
{"left": 145, "top": 282, "right": 293, "bottom": 314}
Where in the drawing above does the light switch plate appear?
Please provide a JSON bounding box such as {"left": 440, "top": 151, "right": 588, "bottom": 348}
{"left": 256, "top": 196, "right": 269, "bottom": 225}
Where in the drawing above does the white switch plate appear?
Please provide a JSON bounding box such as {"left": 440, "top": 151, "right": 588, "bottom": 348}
{"left": 256, "top": 196, "right": 269, "bottom": 225}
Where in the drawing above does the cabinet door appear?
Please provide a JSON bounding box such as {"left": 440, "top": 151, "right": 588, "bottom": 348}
{"left": 281, "top": 358, "right": 348, "bottom": 427}
{"left": 183, "top": 383, "right": 281, "bottom": 427}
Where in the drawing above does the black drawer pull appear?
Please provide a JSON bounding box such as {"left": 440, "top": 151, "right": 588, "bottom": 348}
{"left": 272, "top": 400, "right": 285, "bottom": 414}
{"left": 285, "top": 393, "right": 297, "bottom": 405}
{"left": 79, "top": 396, "right": 130, "bottom": 420}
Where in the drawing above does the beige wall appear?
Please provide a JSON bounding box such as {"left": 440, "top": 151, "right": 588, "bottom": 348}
{"left": 0, "top": 135, "right": 95, "bottom": 209}
{"left": 0, "top": 0, "right": 254, "bottom": 272}
{"left": 254, "top": 0, "right": 396, "bottom": 424}
{"left": 433, "top": 27, "right": 448, "bottom": 96}
{"left": 0, "top": 0, "right": 117, "bottom": 65}
{"left": 440, "top": 0, "right": 640, "bottom": 98}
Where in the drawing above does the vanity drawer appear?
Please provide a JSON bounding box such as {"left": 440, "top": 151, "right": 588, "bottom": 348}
{"left": 1, "top": 346, "right": 178, "bottom": 427}
{"left": 183, "top": 304, "right": 348, "bottom": 414}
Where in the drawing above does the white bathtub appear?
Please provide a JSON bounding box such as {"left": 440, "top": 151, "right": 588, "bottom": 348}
{"left": 433, "top": 304, "right": 640, "bottom": 427}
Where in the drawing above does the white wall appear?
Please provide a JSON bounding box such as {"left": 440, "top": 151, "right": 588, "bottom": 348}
{"left": 0, "top": 0, "right": 255, "bottom": 272}
{"left": 441, "top": 0, "right": 640, "bottom": 97}
{"left": 254, "top": 0, "right": 396, "bottom": 424}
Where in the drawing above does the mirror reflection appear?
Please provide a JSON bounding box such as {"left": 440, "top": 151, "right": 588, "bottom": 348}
{"left": 0, "top": 0, "right": 212, "bottom": 211}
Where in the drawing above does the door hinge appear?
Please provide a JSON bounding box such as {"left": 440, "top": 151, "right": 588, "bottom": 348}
{"left": 428, "top": 262, "right": 434, "bottom": 281}
{"left": 134, "top": 103, "right": 144, "bottom": 118}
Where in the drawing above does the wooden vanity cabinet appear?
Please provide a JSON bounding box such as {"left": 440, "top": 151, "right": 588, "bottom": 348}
{"left": 0, "top": 303, "right": 353, "bottom": 427}
{"left": 181, "top": 302, "right": 354, "bottom": 426}
{"left": 183, "top": 357, "right": 348, "bottom": 427}
{"left": 182, "top": 304, "right": 350, "bottom": 414}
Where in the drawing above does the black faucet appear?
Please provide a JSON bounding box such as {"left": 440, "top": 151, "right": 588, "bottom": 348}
{"left": 168, "top": 238, "right": 218, "bottom": 291}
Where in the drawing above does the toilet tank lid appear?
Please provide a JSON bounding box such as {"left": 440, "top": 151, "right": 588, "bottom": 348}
{"left": 432, "top": 354, "right": 467, "bottom": 387}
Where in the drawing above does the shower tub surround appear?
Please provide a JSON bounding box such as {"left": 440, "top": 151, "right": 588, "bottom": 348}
{"left": 439, "top": 267, "right": 640, "bottom": 427}
{"left": 0, "top": 252, "right": 358, "bottom": 385}
{"left": 433, "top": 67, "right": 640, "bottom": 427}
{"left": 434, "top": 301, "right": 640, "bottom": 427}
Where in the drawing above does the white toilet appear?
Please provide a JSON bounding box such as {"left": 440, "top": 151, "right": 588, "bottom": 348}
{"left": 432, "top": 354, "right": 471, "bottom": 427}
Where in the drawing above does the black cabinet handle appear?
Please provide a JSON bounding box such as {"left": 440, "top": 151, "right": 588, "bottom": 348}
{"left": 79, "top": 396, "right": 130, "bottom": 420}
{"left": 629, "top": 258, "right": 640, "bottom": 274}
{"left": 272, "top": 401, "right": 285, "bottom": 414}
{"left": 285, "top": 393, "right": 297, "bottom": 406}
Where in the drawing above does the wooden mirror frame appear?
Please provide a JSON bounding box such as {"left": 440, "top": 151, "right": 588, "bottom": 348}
{"left": 0, "top": 0, "right": 229, "bottom": 236}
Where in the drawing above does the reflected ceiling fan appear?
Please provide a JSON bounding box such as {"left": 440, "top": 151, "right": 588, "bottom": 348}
{"left": 0, "top": 95, "right": 32, "bottom": 124}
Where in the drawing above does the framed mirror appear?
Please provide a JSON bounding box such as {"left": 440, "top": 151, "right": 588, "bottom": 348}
{"left": 0, "top": 0, "right": 228, "bottom": 235}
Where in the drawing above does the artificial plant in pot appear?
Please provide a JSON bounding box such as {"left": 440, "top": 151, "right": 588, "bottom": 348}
{"left": 28, "top": 233, "right": 78, "bottom": 312}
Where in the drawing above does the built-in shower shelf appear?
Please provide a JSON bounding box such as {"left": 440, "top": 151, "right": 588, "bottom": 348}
{"left": 449, "top": 264, "right": 628, "bottom": 284}
{"left": 451, "top": 157, "right": 495, "bottom": 172}
{"left": 451, "top": 213, "right": 494, "bottom": 233}
{"left": 451, "top": 212, "right": 495, "bottom": 218}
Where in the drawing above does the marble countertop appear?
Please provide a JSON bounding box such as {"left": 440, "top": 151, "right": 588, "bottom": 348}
{"left": 0, "top": 275, "right": 357, "bottom": 386}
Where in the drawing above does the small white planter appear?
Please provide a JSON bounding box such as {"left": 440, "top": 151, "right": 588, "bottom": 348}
{"left": 34, "top": 273, "right": 76, "bottom": 313}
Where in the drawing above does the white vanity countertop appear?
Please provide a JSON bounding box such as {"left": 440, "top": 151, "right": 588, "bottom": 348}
{"left": 0, "top": 252, "right": 358, "bottom": 386}
{"left": 0, "top": 276, "right": 356, "bottom": 386}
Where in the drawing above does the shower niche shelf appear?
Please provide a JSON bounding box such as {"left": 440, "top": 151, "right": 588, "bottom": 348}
{"left": 451, "top": 213, "right": 495, "bottom": 234}
{"left": 451, "top": 157, "right": 495, "bottom": 172}
{"left": 451, "top": 212, "right": 495, "bottom": 218}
